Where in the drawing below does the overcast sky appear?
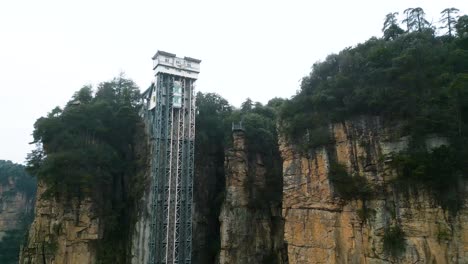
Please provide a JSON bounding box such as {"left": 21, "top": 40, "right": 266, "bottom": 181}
{"left": 0, "top": 0, "right": 466, "bottom": 164}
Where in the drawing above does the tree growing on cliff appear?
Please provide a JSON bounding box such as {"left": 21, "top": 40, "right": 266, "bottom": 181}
{"left": 403, "top": 7, "right": 430, "bottom": 32}
{"left": 383, "top": 12, "right": 404, "bottom": 40}
{"left": 456, "top": 15, "right": 468, "bottom": 37}
{"left": 440, "top": 8, "right": 459, "bottom": 37}
{"left": 279, "top": 7, "right": 468, "bottom": 214}
{"left": 26, "top": 75, "right": 145, "bottom": 263}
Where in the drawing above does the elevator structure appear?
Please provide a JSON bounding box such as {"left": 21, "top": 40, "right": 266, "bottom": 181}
{"left": 142, "top": 51, "right": 201, "bottom": 264}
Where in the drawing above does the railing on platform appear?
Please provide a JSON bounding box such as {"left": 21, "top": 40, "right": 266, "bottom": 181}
{"left": 232, "top": 121, "right": 245, "bottom": 132}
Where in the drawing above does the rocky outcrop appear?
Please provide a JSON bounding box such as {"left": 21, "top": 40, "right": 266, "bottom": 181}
{"left": 0, "top": 178, "right": 34, "bottom": 241}
{"left": 130, "top": 177, "right": 151, "bottom": 264}
{"left": 193, "top": 142, "right": 225, "bottom": 264}
{"left": 219, "top": 130, "right": 287, "bottom": 264}
{"left": 281, "top": 116, "right": 468, "bottom": 263}
{"left": 0, "top": 162, "right": 36, "bottom": 264}
{"left": 20, "top": 182, "right": 100, "bottom": 264}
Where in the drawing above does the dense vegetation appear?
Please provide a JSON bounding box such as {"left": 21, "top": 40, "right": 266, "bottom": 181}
{"left": 273, "top": 8, "right": 468, "bottom": 259}
{"left": 383, "top": 225, "right": 406, "bottom": 258}
{"left": 0, "top": 160, "right": 36, "bottom": 198}
{"left": 193, "top": 92, "right": 231, "bottom": 262}
{"left": 281, "top": 12, "right": 468, "bottom": 144}
{"left": 26, "top": 75, "right": 146, "bottom": 263}
{"left": 0, "top": 160, "right": 36, "bottom": 264}
{"left": 194, "top": 93, "right": 283, "bottom": 263}
{"left": 279, "top": 8, "right": 468, "bottom": 213}
{"left": 196, "top": 93, "right": 284, "bottom": 204}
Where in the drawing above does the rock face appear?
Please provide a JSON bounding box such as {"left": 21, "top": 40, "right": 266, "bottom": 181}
{"left": 130, "top": 176, "right": 152, "bottom": 264}
{"left": 0, "top": 178, "right": 34, "bottom": 241}
{"left": 20, "top": 182, "right": 100, "bottom": 264}
{"left": 192, "top": 141, "right": 225, "bottom": 264}
{"left": 0, "top": 161, "right": 36, "bottom": 264}
{"left": 281, "top": 116, "right": 468, "bottom": 264}
{"left": 219, "top": 130, "right": 287, "bottom": 264}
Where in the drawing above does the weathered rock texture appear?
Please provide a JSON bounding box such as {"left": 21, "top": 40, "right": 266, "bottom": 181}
{"left": 0, "top": 176, "right": 35, "bottom": 264}
{"left": 281, "top": 116, "right": 468, "bottom": 264}
{"left": 130, "top": 175, "right": 152, "bottom": 264}
{"left": 219, "top": 130, "right": 287, "bottom": 264}
{"left": 20, "top": 182, "right": 100, "bottom": 264}
{"left": 193, "top": 139, "right": 225, "bottom": 264}
{"left": 0, "top": 178, "right": 34, "bottom": 241}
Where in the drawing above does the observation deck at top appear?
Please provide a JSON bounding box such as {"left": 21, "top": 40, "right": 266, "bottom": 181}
{"left": 152, "top": 51, "right": 201, "bottom": 80}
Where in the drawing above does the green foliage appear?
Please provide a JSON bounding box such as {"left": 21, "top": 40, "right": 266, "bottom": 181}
{"left": 0, "top": 230, "right": 27, "bottom": 264}
{"left": 403, "top": 8, "right": 431, "bottom": 33}
{"left": 383, "top": 12, "right": 405, "bottom": 40}
{"left": 0, "top": 160, "right": 36, "bottom": 198}
{"left": 0, "top": 211, "right": 34, "bottom": 264}
{"left": 196, "top": 92, "right": 232, "bottom": 155}
{"left": 356, "top": 206, "right": 376, "bottom": 223}
{"left": 26, "top": 75, "right": 145, "bottom": 263}
{"left": 192, "top": 94, "right": 283, "bottom": 261}
{"left": 279, "top": 9, "right": 468, "bottom": 212}
{"left": 0, "top": 161, "right": 35, "bottom": 263}
{"left": 194, "top": 92, "right": 232, "bottom": 263}
{"left": 328, "top": 162, "right": 373, "bottom": 201}
{"left": 437, "top": 224, "right": 452, "bottom": 242}
{"left": 383, "top": 225, "right": 406, "bottom": 258}
{"left": 456, "top": 15, "right": 468, "bottom": 37}
{"left": 390, "top": 145, "right": 467, "bottom": 214}
{"left": 281, "top": 9, "right": 468, "bottom": 143}
{"left": 440, "top": 8, "right": 459, "bottom": 37}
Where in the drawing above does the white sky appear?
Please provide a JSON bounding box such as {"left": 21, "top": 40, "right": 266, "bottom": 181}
{"left": 0, "top": 0, "right": 466, "bottom": 164}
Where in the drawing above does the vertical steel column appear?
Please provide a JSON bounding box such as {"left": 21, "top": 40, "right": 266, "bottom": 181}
{"left": 164, "top": 76, "right": 175, "bottom": 264}
{"left": 149, "top": 75, "right": 164, "bottom": 264}
{"left": 173, "top": 78, "right": 185, "bottom": 263}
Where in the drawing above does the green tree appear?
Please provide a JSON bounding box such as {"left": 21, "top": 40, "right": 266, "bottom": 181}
{"left": 403, "top": 7, "right": 430, "bottom": 32}
{"left": 440, "top": 8, "right": 460, "bottom": 37}
{"left": 456, "top": 15, "right": 468, "bottom": 37}
{"left": 241, "top": 98, "right": 253, "bottom": 112}
{"left": 279, "top": 18, "right": 468, "bottom": 213}
{"left": 26, "top": 76, "right": 146, "bottom": 263}
{"left": 403, "top": 8, "right": 414, "bottom": 31}
{"left": 383, "top": 12, "right": 405, "bottom": 40}
{"left": 71, "top": 85, "right": 93, "bottom": 104}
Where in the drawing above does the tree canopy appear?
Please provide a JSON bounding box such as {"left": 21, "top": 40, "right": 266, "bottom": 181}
{"left": 440, "top": 8, "right": 460, "bottom": 37}
{"left": 279, "top": 8, "right": 468, "bottom": 213}
{"left": 26, "top": 75, "right": 146, "bottom": 263}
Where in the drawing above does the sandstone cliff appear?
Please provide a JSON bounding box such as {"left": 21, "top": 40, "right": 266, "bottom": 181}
{"left": 0, "top": 176, "right": 34, "bottom": 242}
{"left": 219, "top": 130, "right": 287, "bottom": 264}
{"left": 0, "top": 161, "right": 36, "bottom": 264}
{"left": 281, "top": 116, "right": 468, "bottom": 264}
{"left": 20, "top": 181, "right": 100, "bottom": 264}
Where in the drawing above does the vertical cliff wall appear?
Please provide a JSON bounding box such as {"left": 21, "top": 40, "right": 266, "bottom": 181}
{"left": 20, "top": 182, "right": 100, "bottom": 264}
{"left": 0, "top": 179, "right": 33, "bottom": 239}
{"left": 281, "top": 116, "right": 468, "bottom": 264}
{"left": 192, "top": 140, "right": 225, "bottom": 264}
{"left": 130, "top": 172, "right": 151, "bottom": 264}
{"left": 219, "top": 130, "right": 287, "bottom": 264}
{"left": 0, "top": 164, "right": 36, "bottom": 264}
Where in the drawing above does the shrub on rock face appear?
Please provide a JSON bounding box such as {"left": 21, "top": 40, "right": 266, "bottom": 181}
{"left": 383, "top": 225, "right": 406, "bottom": 258}
{"left": 329, "top": 162, "right": 373, "bottom": 201}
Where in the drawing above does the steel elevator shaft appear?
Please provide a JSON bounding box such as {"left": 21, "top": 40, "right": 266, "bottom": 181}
{"left": 147, "top": 73, "right": 195, "bottom": 264}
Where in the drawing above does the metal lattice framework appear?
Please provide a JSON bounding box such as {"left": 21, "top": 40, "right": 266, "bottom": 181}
{"left": 146, "top": 73, "right": 196, "bottom": 264}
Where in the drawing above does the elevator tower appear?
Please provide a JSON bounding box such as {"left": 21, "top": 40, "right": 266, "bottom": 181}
{"left": 142, "top": 51, "right": 200, "bottom": 264}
